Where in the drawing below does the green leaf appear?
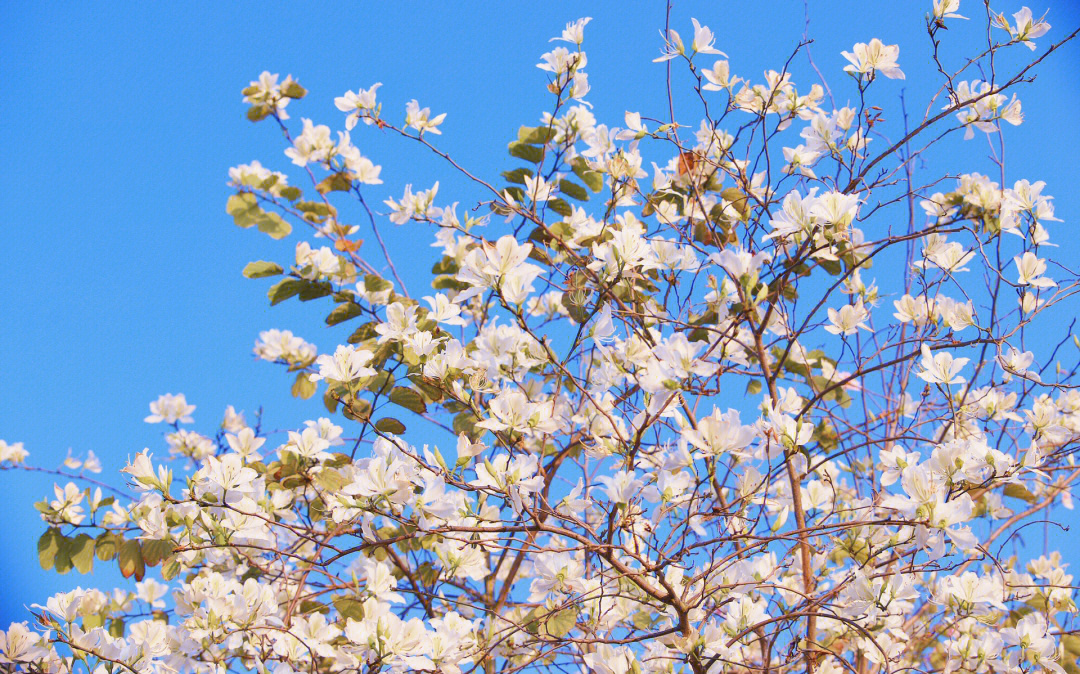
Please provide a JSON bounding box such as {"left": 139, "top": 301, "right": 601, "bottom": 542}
{"left": 631, "top": 611, "right": 654, "bottom": 630}
{"left": 292, "top": 372, "right": 317, "bottom": 400}
{"left": 54, "top": 535, "right": 73, "bottom": 574}
{"left": 342, "top": 398, "right": 372, "bottom": 423}
{"left": 571, "top": 156, "right": 603, "bottom": 193}
{"left": 118, "top": 540, "right": 145, "bottom": 581}
{"left": 558, "top": 179, "right": 589, "bottom": 202}
{"left": 243, "top": 261, "right": 284, "bottom": 279}
{"left": 545, "top": 608, "right": 577, "bottom": 637}
{"left": 69, "top": 534, "right": 95, "bottom": 574}
{"left": 227, "top": 192, "right": 261, "bottom": 228}
{"left": 1004, "top": 483, "right": 1038, "bottom": 503}
{"left": 561, "top": 291, "right": 591, "bottom": 324}
{"left": 432, "top": 256, "right": 458, "bottom": 275}
{"left": 522, "top": 609, "right": 541, "bottom": 635}
{"left": 257, "top": 211, "right": 292, "bottom": 239}
{"left": 282, "top": 81, "right": 307, "bottom": 99}
{"left": 348, "top": 322, "right": 378, "bottom": 344}
{"left": 142, "top": 539, "right": 173, "bottom": 567}
{"left": 375, "top": 417, "right": 407, "bottom": 434}
{"left": 161, "top": 555, "right": 181, "bottom": 580}
{"left": 548, "top": 198, "right": 573, "bottom": 217}
{"left": 389, "top": 387, "right": 427, "bottom": 414}
{"left": 297, "top": 201, "right": 335, "bottom": 222}
{"left": 96, "top": 532, "right": 119, "bottom": 561}
{"left": 501, "top": 167, "right": 534, "bottom": 185}
{"left": 453, "top": 411, "right": 483, "bottom": 440}
{"left": 366, "top": 371, "right": 394, "bottom": 393}
{"left": 247, "top": 104, "right": 271, "bottom": 122}
{"left": 326, "top": 302, "right": 363, "bottom": 326}
{"left": 819, "top": 258, "right": 843, "bottom": 276}
{"left": 528, "top": 246, "right": 552, "bottom": 265}
{"left": 279, "top": 186, "right": 302, "bottom": 201}
{"left": 298, "top": 280, "right": 334, "bottom": 301}
{"left": 814, "top": 420, "right": 839, "bottom": 452}
{"left": 364, "top": 274, "right": 393, "bottom": 293}
{"left": 517, "top": 126, "right": 557, "bottom": 144}
{"left": 333, "top": 597, "right": 366, "bottom": 621}
{"left": 299, "top": 600, "right": 329, "bottom": 615}
{"left": 315, "top": 469, "right": 349, "bottom": 492}
{"left": 268, "top": 278, "right": 303, "bottom": 305}
{"left": 508, "top": 141, "right": 544, "bottom": 163}
{"left": 316, "top": 172, "right": 354, "bottom": 194}
{"left": 38, "top": 527, "right": 62, "bottom": 571}
{"left": 746, "top": 380, "right": 762, "bottom": 396}
{"left": 1062, "top": 634, "right": 1080, "bottom": 657}
{"left": 323, "top": 390, "right": 340, "bottom": 414}
{"left": 432, "top": 275, "right": 468, "bottom": 291}
{"left": 228, "top": 192, "right": 292, "bottom": 239}
{"left": 415, "top": 379, "right": 444, "bottom": 404}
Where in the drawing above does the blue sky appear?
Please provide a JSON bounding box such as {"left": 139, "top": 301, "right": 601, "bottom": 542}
{"left": 3, "top": 1, "right": 1080, "bottom": 623}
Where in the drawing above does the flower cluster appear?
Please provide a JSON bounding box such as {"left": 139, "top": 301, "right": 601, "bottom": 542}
{"left": 5, "top": 6, "right": 1079, "bottom": 674}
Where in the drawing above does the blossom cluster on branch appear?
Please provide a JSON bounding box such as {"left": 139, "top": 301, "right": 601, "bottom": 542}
{"left": 3, "top": 5, "right": 1079, "bottom": 674}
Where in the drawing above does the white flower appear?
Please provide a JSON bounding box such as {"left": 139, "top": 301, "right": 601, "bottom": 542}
{"left": 689, "top": 18, "right": 726, "bottom": 56}
{"left": 842, "top": 38, "right": 905, "bottom": 80}
{"left": 405, "top": 100, "right": 446, "bottom": 135}
{"left": 996, "top": 7, "right": 1051, "bottom": 51}
{"left": 826, "top": 300, "right": 872, "bottom": 336}
{"left": 523, "top": 174, "right": 556, "bottom": 202}
{"left": 933, "top": 0, "right": 967, "bottom": 20}
{"left": 311, "top": 345, "right": 377, "bottom": 383}
{"left": 917, "top": 344, "right": 969, "bottom": 386}
{"left": 0, "top": 440, "right": 29, "bottom": 465}
{"left": 1014, "top": 251, "right": 1056, "bottom": 288}
{"left": 551, "top": 17, "right": 592, "bottom": 46}
{"left": 144, "top": 393, "right": 196, "bottom": 424}
{"left": 596, "top": 470, "right": 644, "bottom": 504}
{"left": 334, "top": 82, "right": 382, "bottom": 129}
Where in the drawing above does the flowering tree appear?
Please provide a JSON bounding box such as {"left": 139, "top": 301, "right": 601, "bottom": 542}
{"left": 4, "top": 4, "right": 1080, "bottom": 674}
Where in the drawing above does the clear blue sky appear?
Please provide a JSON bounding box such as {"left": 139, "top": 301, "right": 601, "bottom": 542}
{"left": 3, "top": 2, "right": 1079, "bottom": 623}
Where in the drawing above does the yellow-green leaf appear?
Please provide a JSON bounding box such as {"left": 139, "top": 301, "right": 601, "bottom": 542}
{"left": 517, "top": 126, "right": 557, "bottom": 144}
{"left": 257, "top": 211, "right": 292, "bottom": 239}
{"left": 1004, "top": 483, "right": 1038, "bottom": 503}
{"left": 389, "top": 387, "right": 427, "bottom": 414}
{"left": 142, "top": 539, "right": 173, "bottom": 567}
{"left": 54, "top": 536, "right": 73, "bottom": 574}
{"left": 315, "top": 469, "right": 349, "bottom": 492}
{"left": 38, "top": 527, "right": 62, "bottom": 571}
{"left": 247, "top": 104, "right": 271, "bottom": 122}
{"left": 545, "top": 608, "right": 577, "bottom": 637}
{"left": 508, "top": 141, "right": 544, "bottom": 163}
{"left": 292, "top": 372, "right": 317, "bottom": 399}
{"left": 161, "top": 555, "right": 181, "bottom": 580}
{"left": 268, "top": 278, "right": 303, "bottom": 305}
{"left": 571, "top": 156, "right": 603, "bottom": 193}
{"left": 316, "top": 172, "right": 354, "bottom": 194}
{"left": 69, "top": 534, "right": 95, "bottom": 574}
{"left": 334, "top": 597, "right": 365, "bottom": 621}
{"left": 118, "top": 540, "right": 145, "bottom": 580}
{"left": 375, "top": 417, "right": 407, "bottom": 434}
{"left": 243, "top": 261, "right": 284, "bottom": 279}
{"left": 96, "top": 532, "right": 119, "bottom": 561}
{"left": 227, "top": 192, "right": 261, "bottom": 228}
{"left": 558, "top": 179, "right": 589, "bottom": 202}
{"left": 282, "top": 81, "right": 307, "bottom": 99}
{"left": 327, "top": 302, "right": 363, "bottom": 326}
